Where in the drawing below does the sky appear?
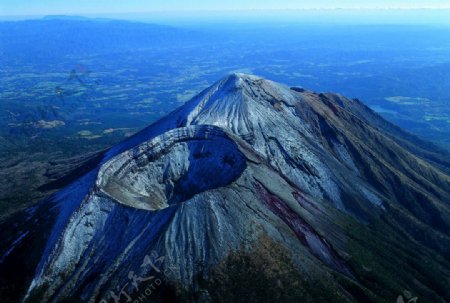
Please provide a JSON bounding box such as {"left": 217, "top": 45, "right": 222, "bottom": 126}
{"left": 1, "top": 0, "right": 450, "bottom": 16}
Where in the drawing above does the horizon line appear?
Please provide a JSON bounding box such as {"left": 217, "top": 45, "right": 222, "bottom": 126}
{"left": 2, "top": 7, "right": 450, "bottom": 17}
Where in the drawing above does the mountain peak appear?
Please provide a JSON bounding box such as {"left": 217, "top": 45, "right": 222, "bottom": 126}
{"left": 2, "top": 75, "right": 450, "bottom": 303}
{"left": 228, "top": 72, "right": 262, "bottom": 81}
{"left": 181, "top": 72, "right": 299, "bottom": 130}
{"left": 214, "top": 72, "right": 264, "bottom": 93}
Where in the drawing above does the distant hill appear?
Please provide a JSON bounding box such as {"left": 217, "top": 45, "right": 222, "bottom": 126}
{"left": 0, "top": 17, "right": 193, "bottom": 61}
{"left": 42, "top": 15, "right": 92, "bottom": 21}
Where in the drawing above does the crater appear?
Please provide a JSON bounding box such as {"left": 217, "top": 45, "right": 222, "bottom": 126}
{"left": 97, "top": 126, "right": 247, "bottom": 210}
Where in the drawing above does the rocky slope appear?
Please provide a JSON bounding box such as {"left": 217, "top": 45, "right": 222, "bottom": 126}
{"left": 1, "top": 73, "right": 449, "bottom": 303}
